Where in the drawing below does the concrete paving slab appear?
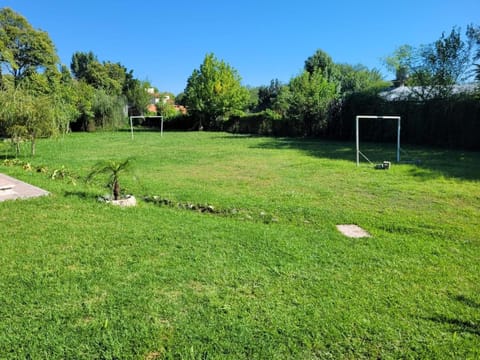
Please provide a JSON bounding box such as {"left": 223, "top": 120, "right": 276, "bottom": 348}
{"left": 336, "top": 224, "right": 371, "bottom": 238}
{"left": 0, "top": 173, "right": 49, "bottom": 202}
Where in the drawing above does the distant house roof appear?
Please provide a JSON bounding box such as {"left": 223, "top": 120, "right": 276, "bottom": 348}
{"left": 379, "top": 84, "right": 477, "bottom": 101}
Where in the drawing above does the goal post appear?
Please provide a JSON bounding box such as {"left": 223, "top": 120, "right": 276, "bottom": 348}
{"left": 356, "top": 115, "right": 401, "bottom": 166}
{"left": 129, "top": 115, "right": 164, "bottom": 140}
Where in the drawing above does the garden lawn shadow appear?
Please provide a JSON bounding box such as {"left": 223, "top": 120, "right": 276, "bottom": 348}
{"left": 250, "top": 137, "right": 480, "bottom": 181}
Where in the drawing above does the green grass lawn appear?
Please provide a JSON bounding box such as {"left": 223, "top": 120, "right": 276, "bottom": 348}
{"left": 0, "top": 131, "right": 479, "bottom": 359}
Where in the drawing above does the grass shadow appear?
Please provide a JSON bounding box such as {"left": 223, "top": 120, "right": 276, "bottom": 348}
{"left": 116, "top": 127, "right": 163, "bottom": 133}
{"left": 425, "top": 294, "right": 480, "bottom": 337}
{"left": 452, "top": 294, "right": 480, "bottom": 309}
{"left": 426, "top": 316, "right": 480, "bottom": 336}
{"left": 215, "top": 134, "right": 259, "bottom": 139}
{"left": 64, "top": 191, "right": 98, "bottom": 200}
{"left": 248, "top": 136, "right": 480, "bottom": 181}
{"left": 0, "top": 154, "right": 19, "bottom": 161}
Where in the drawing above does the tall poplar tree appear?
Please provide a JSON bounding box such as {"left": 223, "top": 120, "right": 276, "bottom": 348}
{"left": 184, "top": 53, "right": 249, "bottom": 128}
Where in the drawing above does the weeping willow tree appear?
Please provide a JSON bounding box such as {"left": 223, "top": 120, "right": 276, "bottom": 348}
{"left": 92, "top": 89, "right": 127, "bottom": 129}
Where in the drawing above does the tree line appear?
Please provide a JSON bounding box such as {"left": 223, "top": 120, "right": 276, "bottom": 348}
{"left": 179, "top": 50, "right": 388, "bottom": 136}
{"left": 179, "top": 26, "right": 480, "bottom": 148}
{"left": 1, "top": 7, "right": 480, "bottom": 155}
{"left": 0, "top": 8, "right": 151, "bottom": 155}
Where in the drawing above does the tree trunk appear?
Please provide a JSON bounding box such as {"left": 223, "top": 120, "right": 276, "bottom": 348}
{"left": 14, "top": 141, "right": 20, "bottom": 157}
{"left": 113, "top": 180, "right": 120, "bottom": 200}
{"left": 31, "top": 137, "right": 36, "bottom": 156}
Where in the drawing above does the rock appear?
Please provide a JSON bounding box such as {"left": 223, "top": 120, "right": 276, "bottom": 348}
{"left": 107, "top": 195, "right": 137, "bottom": 207}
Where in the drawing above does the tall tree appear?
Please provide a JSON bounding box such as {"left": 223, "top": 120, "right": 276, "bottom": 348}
{"left": 304, "top": 49, "right": 338, "bottom": 82}
{"left": 71, "top": 80, "right": 95, "bottom": 131}
{"left": 284, "top": 70, "right": 337, "bottom": 136}
{"left": 71, "top": 51, "right": 131, "bottom": 128}
{"left": 467, "top": 25, "right": 480, "bottom": 81}
{"left": 124, "top": 78, "right": 151, "bottom": 116}
{"left": 0, "top": 8, "right": 58, "bottom": 86}
{"left": 336, "top": 64, "right": 386, "bottom": 94}
{"left": 384, "top": 45, "right": 414, "bottom": 87}
{"left": 19, "top": 66, "right": 79, "bottom": 135}
{"left": 103, "top": 61, "right": 127, "bottom": 95}
{"left": 71, "top": 51, "right": 97, "bottom": 81}
{"left": 71, "top": 51, "right": 127, "bottom": 95}
{"left": 184, "top": 53, "right": 250, "bottom": 128}
{"left": 175, "top": 92, "right": 186, "bottom": 106}
{"left": 257, "top": 79, "right": 284, "bottom": 112}
{"left": 385, "top": 26, "right": 476, "bottom": 98}
{"left": 415, "top": 27, "right": 473, "bottom": 85}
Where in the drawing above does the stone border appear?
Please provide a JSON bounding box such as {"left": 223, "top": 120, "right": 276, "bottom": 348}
{"left": 106, "top": 195, "right": 137, "bottom": 207}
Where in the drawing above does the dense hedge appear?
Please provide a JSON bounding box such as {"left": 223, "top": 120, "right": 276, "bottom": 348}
{"left": 337, "top": 93, "right": 480, "bottom": 150}
{"left": 223, "top": 112, "right": 288, "bottom": 136}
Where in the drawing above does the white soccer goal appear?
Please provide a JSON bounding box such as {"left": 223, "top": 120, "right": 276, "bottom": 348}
{"left": 355, "top": 115, "right": 401, "bottom": 166}
{"left": 129, "top": 115, "right": 164, "bottom": 140}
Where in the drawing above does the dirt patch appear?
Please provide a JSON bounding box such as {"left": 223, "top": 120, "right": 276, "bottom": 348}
{"left": 336, "top": 224, "right": 371, "bottom": 238}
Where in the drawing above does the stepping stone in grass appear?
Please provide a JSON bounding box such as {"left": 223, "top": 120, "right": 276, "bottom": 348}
{"left": 336, "top": 224, "right": 371, "bottom": 238}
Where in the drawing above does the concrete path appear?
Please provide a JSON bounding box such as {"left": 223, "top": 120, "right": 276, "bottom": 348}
{"left": 0, "top": 173, "right": 49, "bottom": 202}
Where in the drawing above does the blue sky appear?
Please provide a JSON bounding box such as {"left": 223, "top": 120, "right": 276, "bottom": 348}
{"left": 3, "top": 0, "right": 479, "bottom": 94}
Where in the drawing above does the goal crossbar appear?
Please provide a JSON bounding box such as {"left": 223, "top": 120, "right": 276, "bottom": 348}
{"left": 356, "top": 115, "right": 401, "bottom": 166}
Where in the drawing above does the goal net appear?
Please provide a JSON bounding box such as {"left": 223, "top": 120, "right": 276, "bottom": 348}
{"left": 356, "top": 115, "right": 401, "bottom": 166}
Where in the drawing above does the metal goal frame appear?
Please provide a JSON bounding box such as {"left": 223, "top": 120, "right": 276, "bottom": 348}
{"left": 356, "top": 115, "right": 401, "bottom": 166}
{"left": 129, "top": 115, "right": 164, "bottom": 140}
